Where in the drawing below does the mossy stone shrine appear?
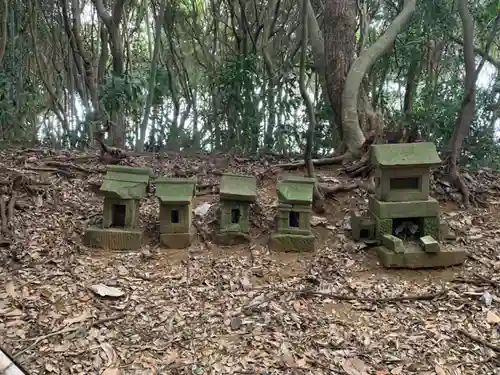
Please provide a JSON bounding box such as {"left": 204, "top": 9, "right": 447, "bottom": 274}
{"left": 268, "top": 176, "right": 315, "bottom": 252}
{"left": 155, "top": 177, "right": 196, "bottom": 249}
{"left": 350, "top": 142, "right": 465, "bottom": 268}
{"left": 84, "top": 165, "right": 152, "bottom": 250}
{"left": 216, "top": 173, "right": 257, "bottom": 245}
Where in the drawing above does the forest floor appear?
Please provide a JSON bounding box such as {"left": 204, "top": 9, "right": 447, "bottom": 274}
{"left": 1, "top": 148, "right": 500, "bottom": 375}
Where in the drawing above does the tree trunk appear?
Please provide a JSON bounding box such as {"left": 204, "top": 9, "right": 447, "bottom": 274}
{"left": 300, "top": 0, "right": 324, "bottom": 212}
{"left": 324, "top": 0, "right": 357, "bottom": 141}
{"left": 136, "top": 0, "right": 165, "bottom": 152}
{"left": 447, "top": 2, "right": 500, "bottom": 206}
{"left": 342, "top": 0, "right": 417, "bottom": 155}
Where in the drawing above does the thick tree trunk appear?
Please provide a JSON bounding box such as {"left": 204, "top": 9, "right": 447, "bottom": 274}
{"left": 324, "top": 0, "right": 357, "bottom": 141}
{"left": 342, "top": 0, "right": 417, "bottom": 155}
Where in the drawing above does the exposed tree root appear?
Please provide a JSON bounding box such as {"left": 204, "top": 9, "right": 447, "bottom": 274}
{"left": 94, "top": 130, "right": 128, "bottom": 164}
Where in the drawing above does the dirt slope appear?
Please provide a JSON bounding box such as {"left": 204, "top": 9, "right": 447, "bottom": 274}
{"left": 0, "top": 148, "right": 499, "bottom": 375}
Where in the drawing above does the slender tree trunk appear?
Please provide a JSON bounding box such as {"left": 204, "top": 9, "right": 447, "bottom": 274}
{"left": 136, "top": 0, "right": 165, "bottom": 152}
{"left": 447, "top": 2, "right": 500, "bottom": 206}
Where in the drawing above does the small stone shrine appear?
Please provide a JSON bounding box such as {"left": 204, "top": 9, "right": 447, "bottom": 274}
{"left": 155, "top": 177, "right": 196, "bottom": 248}
{"left": 84, "top": 165, "right": 152, "bottom": 250}
{"left": 216, "top": 173, "right": 257, "bottom": 245}
{"left": 351, "top": 142, "right": 465, "bottom": 268}
{"left": 268, "top": 176, "right": 315, "bottom": 252}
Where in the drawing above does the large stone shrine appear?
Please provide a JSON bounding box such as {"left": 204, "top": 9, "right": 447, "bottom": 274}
{"left": 350, "top": 142, "right": 466, "bottom": 268}
{"left": 215, "top": 173, "right": 257, "bottom": 245}
{"left": 155, "top": 177, "right": 196, "bottom": 249}
{"left": 84, "top": 165, "right": 152, "bottom": 250}
{"left": 268, "top": 176, "right": 315, "bottom": 252}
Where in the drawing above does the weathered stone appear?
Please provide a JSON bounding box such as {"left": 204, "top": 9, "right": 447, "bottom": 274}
{"left": 377, "top": 242, "right": 466, "bottom": 269}
{"left": 371, "top": 143, "right": 441, "bottom": 202}
{"left": 423, "top": 216, "right": 440, "bottom": 239}
{"left": 85, "top": 165, "right": 151, "bottom": 250}
{"left": 215, "top": 231, "right": 251, "bottom": 245}
{"left": 218, "top": 174, "right": 256, "bottom": 241}
{"left": 382, "top": 234, "right": 404, "bottom": 253}
{"left": 350, "top": 214, "right": 376, "bottom": 241}
{"left": 369, "top": 196, "right": 440, "bottom": 219}
{"left": 160, "top": 228, "right": 195, "bottom": 249}
{"left": 219, "top": 173, "right": 257, "bottom": 202}
{"left": 373, "top": 216, "right": 393, "bottom": 240}
{"left": 155, "top": 177, "right": 195, "bottom": 249}
{"left": 440, "top": 222, "right": 456, "bottom": 240}
{"left": 268, "top": 176, "right": 316, "bottom": 252}
{"left": 84, "top": 227, "right": 143, "bottom": 250}
{"left": 268, "top": 233, "right": 315, "bottom": 252}
{"left": 419, "top": 235, "right": 439, "bottom": 253}
{"left": 276, "top": 176, "right": 315, "bottom": 205}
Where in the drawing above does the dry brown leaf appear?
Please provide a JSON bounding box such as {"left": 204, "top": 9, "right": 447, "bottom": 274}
{"left": 342, "top": 357, "right": 369, "bottom": 375}
{"left": 63, "top": 310, "right": 91, "bottom": 325}
{"left": 486, "top": 310, "right": 500, "bottom": 324}
{"left": 391, "top": 366, "right": 404, "bottom": 374}
{"left": 89, "top": 284, "right": 125, "bottom": 298}
{"left": 100, "top": 343, "right": 117, "bottom": 368}
{"left": 101, "top": 368, "right": 121, "bottom": 375}
{"left": 53, "top": 342, "right": 71, "bottom": 352}
{"left": 165, "top": 351, "right": 178, "bottom": 365}
{"left": 435, "top": 365, "right": 447, "bottom": 375}
{"left": 376, "top": 370, "right": 390, "bottom": 375}
{"left": 280, "top": 343, "right": 295, "bottom": 368}
{"left": 5, "top": 281, "right": 17, "bottom": 298}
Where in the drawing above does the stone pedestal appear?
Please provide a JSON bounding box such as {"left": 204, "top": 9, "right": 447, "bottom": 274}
{"left": 84, "top": 227, "right": 143, "bottom": 250}
{"left": 268, "top": 233, "right": 315, "bottom": 252}
{"left": 377, "top": 242, "right": 466, "bottom": 268}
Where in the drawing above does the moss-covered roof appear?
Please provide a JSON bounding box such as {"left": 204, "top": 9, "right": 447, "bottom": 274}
{"left": 371, "top": 142, "right": 441, "bottom": 168}
{"left": 155, "top": 177, "right": 196, "bottom": 204}
{"left": 100, "top": 165, "right": 153, "bottom": 199}
{"left": 219, "top": 173, "right": 257, "bottom": 202}
{"left": 277, "top": 176, "right": 315, "bottom": 205}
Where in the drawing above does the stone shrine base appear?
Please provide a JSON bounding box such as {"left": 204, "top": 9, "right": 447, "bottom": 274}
{"left": 160, "top": 228, "right": 195, "bottom": 249}
{"left": 215, "top": 230, "right": 251, "bottom": 245}
{"left": 268, "top": 233, "right": 315, "bottom": 252}
{"left": 377, "top": 242, "right": 466, "bottom": 269}
{"left": 84, "top": 227, "right": 143, "bottom": 250}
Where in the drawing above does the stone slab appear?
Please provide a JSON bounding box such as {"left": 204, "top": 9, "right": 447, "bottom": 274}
{"left": 84, "top": 227, "right": 143, "bottom": 250}
{"left": 377, "top": 242, "right": 466, "bottom": 269}
{"left": 1, "top": 348, "right": 27, "bottom": 375}
{"left": 160, "top": 228, "right": 195, "bottom": 249}
{"left": 350, "top": 214, "right": 376, "bottom": 241}
{"left": 369, "top": 196, "right": 439, "bottom": 219}
{"left": 419, "top": 235, "right": 439, "bottom": 253}
{"left": 215, "top": 231, "right": 251, "bottom": 245}
{"left": 268, "top": 233, "right": 315, "bottom": 252}
{"left": 277, "top": 176, "right": 315, "bottom": 205}
{"left": 382, "top": 234, "right": 404, "bottom": 253}
{"left": 219, "top": 173, "right": 257, "bottom": 202}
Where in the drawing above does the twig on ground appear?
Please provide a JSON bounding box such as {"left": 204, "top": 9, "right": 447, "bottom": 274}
{"left": 282, "top": 288, "right": 448, "bottom": 303}
{"left": 13, "top": 313, "right": 126, "bottom": 360}
{"left": 457, "top": 329, "right": 500, "bottom": 353}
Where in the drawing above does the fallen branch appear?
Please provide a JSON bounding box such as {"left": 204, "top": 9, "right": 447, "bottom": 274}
{"left": 281, "top": 288, "right": 447, "bottom": 303}
{"left": 320, "top": 183, "right": 359, "bottom": 197}
{"left": 14, "top": 313, "right": 125, "bottom": 360}
{"left": 44, "top": 161, "right": 91, "bottom": 174}
{"left": 272, "top": 153, "right": 350, "bottom": 170}
{"left": 457, "top": 329, "right": 500, "bottom": 353}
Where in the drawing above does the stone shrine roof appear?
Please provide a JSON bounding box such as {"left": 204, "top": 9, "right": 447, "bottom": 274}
{"left": 219, "top": 173, "right": 257, "bottom": 202}
{"left": 277, "top": 176, "right": 315, "bottom": 205}
{"left": 99, "top": 165, "right": 153, "bottom": 199}
{"left": 371, "top": 142, "right": 441, "bottom": 168}
{"left": 155, "top": 177, "right": 196, "bottom": 204}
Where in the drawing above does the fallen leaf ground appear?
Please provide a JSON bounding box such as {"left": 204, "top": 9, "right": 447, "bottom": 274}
{"left": 1, "top": 148, "right": 500, "bottom": 375}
